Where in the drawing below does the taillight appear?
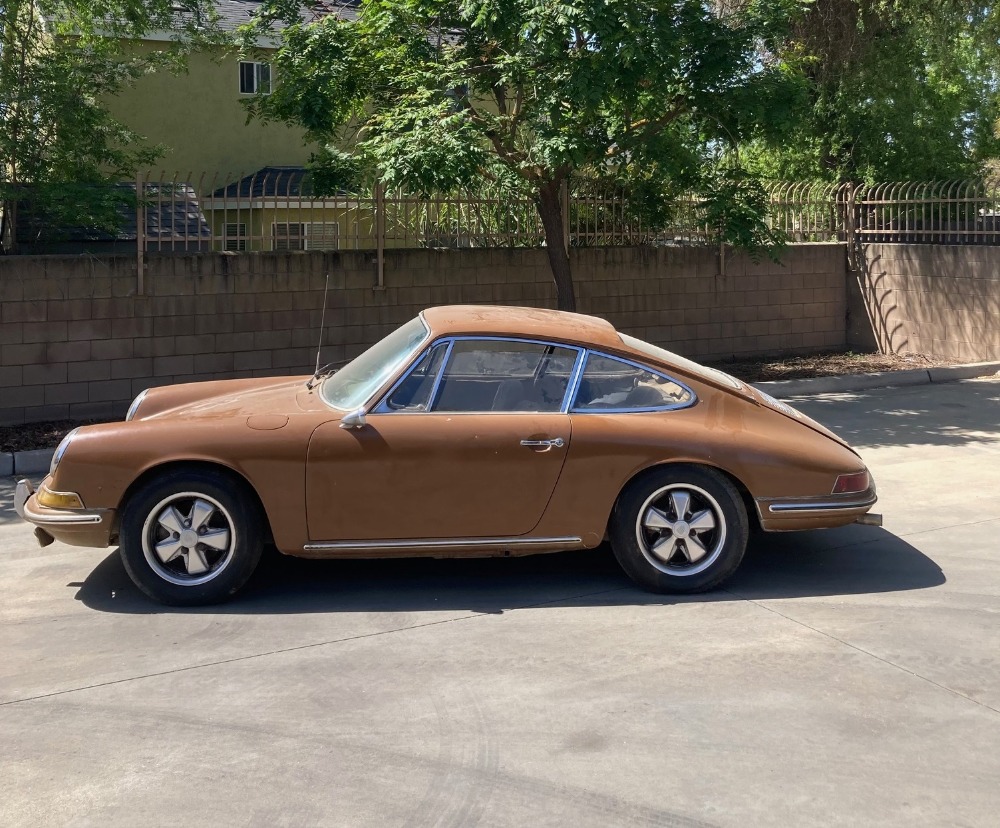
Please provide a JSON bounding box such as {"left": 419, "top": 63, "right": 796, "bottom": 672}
{"left": 833, "top": 470, "right": 870, "bottom": 494}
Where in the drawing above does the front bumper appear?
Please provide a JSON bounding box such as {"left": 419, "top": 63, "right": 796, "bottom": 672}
{"left": 15, "top": 478, "right": 116, "bottom": 548}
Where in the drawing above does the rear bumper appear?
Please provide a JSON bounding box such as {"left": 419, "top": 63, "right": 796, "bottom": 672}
{"left": 756, "top": 486, "right": 879, "bottom": 531}
{"left": 15, "top": 478, "right": 116, "bottom": 548}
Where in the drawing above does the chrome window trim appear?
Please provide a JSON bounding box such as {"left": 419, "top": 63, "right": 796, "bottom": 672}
{"left": 321, "top": 315, "right": 431, "bottom": 412}
{"left": 569, "top": 350, "right": 698, "bottom": 414}
{"left": 371, "top": 335, "right": 585, "bottom": 415}
{"left": 372, "top": 339, "right": 453, "bottom": 414}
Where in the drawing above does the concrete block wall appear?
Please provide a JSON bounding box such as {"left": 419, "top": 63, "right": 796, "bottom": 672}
{"left": 854, "top": 244, "right": 1000, "bottom": 362}
{"left": 0, "top": 244, "right": 846, "bottom": 425}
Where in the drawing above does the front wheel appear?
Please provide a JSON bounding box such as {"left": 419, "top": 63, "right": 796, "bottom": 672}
{"left": 119, "top": 468, "right": 264, "bottom": 606}
{"left": 610, "top": 465, "right": 749, "bottom": 594}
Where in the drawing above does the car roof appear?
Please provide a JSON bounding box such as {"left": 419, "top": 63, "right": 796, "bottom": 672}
{"left": 420, "top": 305, "right": 624, "bottom": 351}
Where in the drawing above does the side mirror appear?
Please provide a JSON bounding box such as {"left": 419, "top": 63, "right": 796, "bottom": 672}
{"left": 339, "top": 408, "right": 367, "bottom": 429}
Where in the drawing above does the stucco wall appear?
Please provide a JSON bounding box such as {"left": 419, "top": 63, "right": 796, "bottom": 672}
{"left": 0, "top": 244, "right": 847, "bottom": 425}
{"left": 106, "top": 42, "right": 315, "bottom": 174}
{"left": 853, "top": 243, "right": 1000, "bottom": 362}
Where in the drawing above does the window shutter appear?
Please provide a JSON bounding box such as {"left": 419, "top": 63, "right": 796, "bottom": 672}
{"left": 304, "top": 222, "right": 339, "bottom": 250}
{"left": 225, "top": 223, "right": 246, "bottom": 251}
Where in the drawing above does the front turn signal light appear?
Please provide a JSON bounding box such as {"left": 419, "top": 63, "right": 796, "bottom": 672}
{"left": 37, "top": 486, "right": 85, "bottom": 509}
{"left": 833, "top": 471, "right": 870, "bottom": 494}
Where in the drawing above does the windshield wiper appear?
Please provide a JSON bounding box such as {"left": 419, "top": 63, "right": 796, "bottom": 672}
{"left": 306, "top": 363, "right": 340, "bottom": 391}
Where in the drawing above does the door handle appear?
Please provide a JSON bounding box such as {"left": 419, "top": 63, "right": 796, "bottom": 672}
{"left": 520, "top": 437, "right": 565, "bottom": 449}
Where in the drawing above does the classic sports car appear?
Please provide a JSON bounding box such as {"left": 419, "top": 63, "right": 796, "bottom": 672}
{"left": 15, "top": 305, "right": 879, "bottom": 605}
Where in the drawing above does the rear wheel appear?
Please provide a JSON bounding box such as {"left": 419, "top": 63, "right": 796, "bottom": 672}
{"left": 119, "top": 468, "right": 263, "bottom": 606}
{"left": 610, "top": 465, "right": 749, "bottom": 593}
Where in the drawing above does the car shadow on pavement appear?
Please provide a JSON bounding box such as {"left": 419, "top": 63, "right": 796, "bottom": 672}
{"left": 73, "top": 524, "right": 944, "bottom": 614}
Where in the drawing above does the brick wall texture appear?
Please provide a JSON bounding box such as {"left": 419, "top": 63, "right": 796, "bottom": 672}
{"left": 856, "top": 243, "right": 1000, "bottom": 362}
{"left": 0, "top": 244, "right": 847, "bottom": 425}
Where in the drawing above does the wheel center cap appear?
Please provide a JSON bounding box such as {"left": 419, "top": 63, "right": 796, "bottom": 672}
{"left": 180, "top": 529, "right": 199, "bottom": 548}
{"left": 673, "top": 520, "right": 690, "bottom": 538}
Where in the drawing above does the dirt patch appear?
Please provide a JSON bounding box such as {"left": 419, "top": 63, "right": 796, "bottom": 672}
{"left": 706, "top": 350, "right": 947, "bottom": 384}
{"left": 0, "top": 350, "right": 952, "bottom": 455}
{"left": 0, "top": 419, "right": 116, "bottom": 454}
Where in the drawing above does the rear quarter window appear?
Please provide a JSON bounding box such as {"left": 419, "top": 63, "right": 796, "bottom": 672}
{"left": 572, "top": 352, "right": 694, "bottom": 411}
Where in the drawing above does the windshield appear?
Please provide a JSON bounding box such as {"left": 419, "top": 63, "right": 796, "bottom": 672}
{"left": 619, "top": 334, "right": 746, "bottom": 391}
{"left": 320, "top": 316, "right": 430, "bottom": 410}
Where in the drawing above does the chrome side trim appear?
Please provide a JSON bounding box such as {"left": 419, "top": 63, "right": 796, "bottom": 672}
{"left": 304, "top": 535, "right": 583, "bottom": 552}
{"left": 767, "top": 493, "right": 878, "bottom": 513}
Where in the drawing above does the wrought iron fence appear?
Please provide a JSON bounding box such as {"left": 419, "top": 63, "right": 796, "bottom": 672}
{"left": 124, "top": 172, "right": 852, "bottom": 254}
{"left": 851, "top": 180, "right": 1000, "bottom": 244}
{"left": 12, "top": 171, "right": 1000, "bottom": 257}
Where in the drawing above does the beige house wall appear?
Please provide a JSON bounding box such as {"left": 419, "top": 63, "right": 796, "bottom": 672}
{"left": 106, "top": 41, "right": 315, "bottom": 175}
{"left": 852, "top": 244, "right": 1000, "bottom": 362}
{"left": 0, "top": 244, "right": 846, "bottom": 425}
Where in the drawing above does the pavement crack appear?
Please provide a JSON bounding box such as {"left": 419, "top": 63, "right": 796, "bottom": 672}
{"left": 723, "top": 587, "right": 1000, "bottom": 717}
{"left": 0, "top": 586, "right": 629, "bottom": 708}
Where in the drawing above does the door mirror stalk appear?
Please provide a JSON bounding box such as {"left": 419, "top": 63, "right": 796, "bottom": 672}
{"left": 339, "top": 408, "right": 367, "bottom": 429}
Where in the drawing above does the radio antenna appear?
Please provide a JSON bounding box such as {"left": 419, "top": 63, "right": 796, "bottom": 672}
{"left": 314, "top": 272, "right": 331, "bottom": 377}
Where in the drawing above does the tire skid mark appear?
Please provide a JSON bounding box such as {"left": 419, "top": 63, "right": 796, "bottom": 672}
{"left": 402, "top": 685, "right": 499, "bottom": 828}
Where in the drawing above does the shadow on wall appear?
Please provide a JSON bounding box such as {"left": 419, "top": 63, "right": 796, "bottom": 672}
{"left": 855, "top": 243, "right": 1000, "bottom": 362}
{"left": 71, "top": 525, "right": 943, "bottom": 616}
{"left": 857, "top": 246, "right": 907, "bottom": 354}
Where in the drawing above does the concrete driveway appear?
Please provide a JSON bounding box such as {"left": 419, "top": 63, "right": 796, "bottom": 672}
{"left": 2, "top": 378, "right": 999, "bottom": 827}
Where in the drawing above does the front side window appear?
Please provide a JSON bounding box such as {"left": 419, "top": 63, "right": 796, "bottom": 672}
{"left": 423, "top": 339, "right": 579, "bottom": 413}
{"left": 239, "top": 61, "right": 271, "bottom": 94}
{"left": 383, "top": 342, "right": 450, "bottom": 411}
{"left": 320, "top": 316, "right": 429, "bottom": 410}
{"left": 572, "top": 352, "right": 694, "bottom": 411}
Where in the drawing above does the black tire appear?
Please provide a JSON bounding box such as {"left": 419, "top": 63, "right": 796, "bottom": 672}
{"left": 609, "top": 465, "right": 749, "bottom": 594}
{"left": 119, "top": 467, "right": 264, "bottom": 606}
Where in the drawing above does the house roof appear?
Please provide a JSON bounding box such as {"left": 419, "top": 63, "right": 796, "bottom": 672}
{"left": 16, "top": 183, "right": 211, "bottom": 245}
{"left": 210, "top": 1, "right": 359, "bottom": 33}
{"left": 210, "top": 167, "right": 348, "bottom": 199}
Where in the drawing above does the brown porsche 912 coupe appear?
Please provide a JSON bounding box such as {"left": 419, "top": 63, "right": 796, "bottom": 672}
{"left": 16, "top": 305, "right": 879, "bottom": 605}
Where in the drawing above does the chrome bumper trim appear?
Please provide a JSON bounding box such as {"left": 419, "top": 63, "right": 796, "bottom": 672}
{"left": 16, "top": 478, "right": 104, "bottom": 526}
{"left": 767, "top": 492, "right": 878, "bottom": 513}
{"left": 304, "top": 536, "right": 582, "bottom": 552}
{"left": 14, "top": 478, "right": 31, "bottom": 520}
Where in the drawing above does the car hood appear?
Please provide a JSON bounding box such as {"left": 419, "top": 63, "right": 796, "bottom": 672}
{"left": 135, "top": 377, "right": 313, "bottom": 421}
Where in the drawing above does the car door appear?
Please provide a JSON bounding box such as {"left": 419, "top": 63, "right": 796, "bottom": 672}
{"left": 305, "top": 337, "right": 582, "bottom": 541}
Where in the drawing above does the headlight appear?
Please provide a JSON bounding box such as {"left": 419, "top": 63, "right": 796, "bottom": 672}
{"left": 50, "top": 427, "right": 79, "bottom": 476}
{"left": 126, "top": 389, "right": 148, "bottom": 421}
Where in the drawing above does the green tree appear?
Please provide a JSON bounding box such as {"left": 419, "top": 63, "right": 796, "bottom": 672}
{"left": 0, "top": 1, "right": 219, "bottom": 253}
{"left": 743, "top": 1, "right": 1000, "bottom": 182}
{"left": 242, "top": 0, "right": 804, "bottom": 310}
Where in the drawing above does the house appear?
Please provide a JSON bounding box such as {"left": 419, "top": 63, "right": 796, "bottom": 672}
{"left": 104, "top": 1, "right": 356, "bottom": 175}
{"left": 202, "top": 165, "right": 372, "bottom": 251}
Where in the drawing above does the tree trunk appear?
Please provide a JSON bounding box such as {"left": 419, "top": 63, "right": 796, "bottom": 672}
{"left": 0, "top": 199, "right": 17, "bottom": 255}
{"left": 535, "top": 179, "right": 576, "bottom": 312}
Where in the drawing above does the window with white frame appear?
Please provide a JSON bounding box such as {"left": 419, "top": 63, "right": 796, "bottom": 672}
{"left": 272, "top": 222, "right": 340, "bottom": 251}
{"left": 239, "top": 61, "right": 271, "bottom": 94}
{"left": 224, "top": 222, "right": 246, "bottom": 251}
